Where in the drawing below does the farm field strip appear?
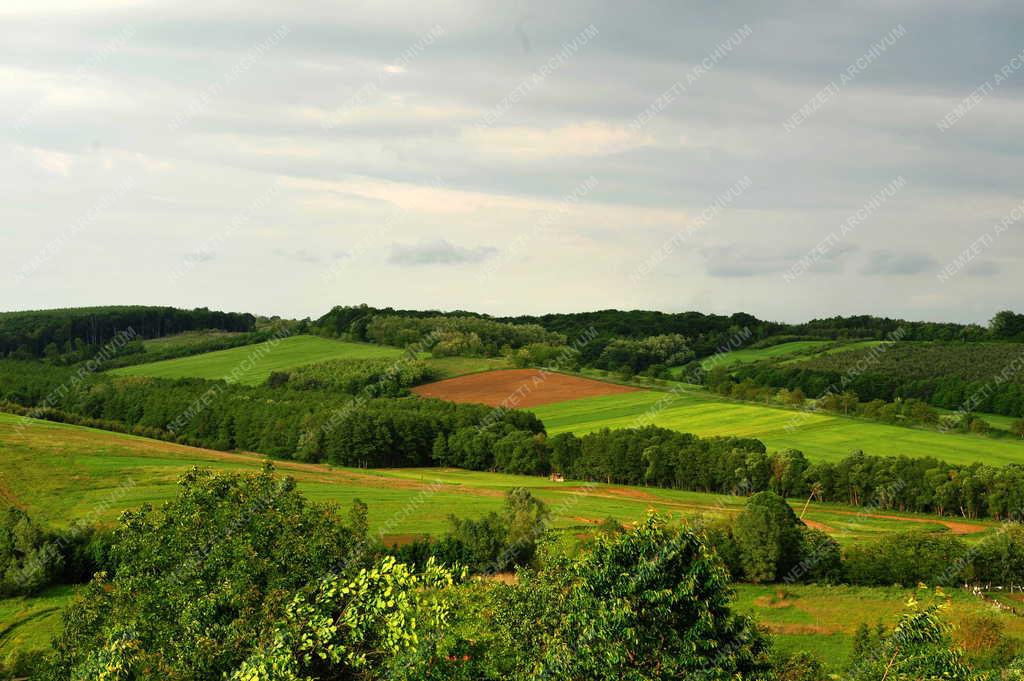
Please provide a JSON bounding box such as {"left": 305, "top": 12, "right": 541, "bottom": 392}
{"left": 107, "top": 335, "right": 405, "bottom": 385}
{"left": 0, "top": 413, "right": 988, "bottom": 544}
{"left": 530, "top": 389, "right": 1024, "bottom": 466}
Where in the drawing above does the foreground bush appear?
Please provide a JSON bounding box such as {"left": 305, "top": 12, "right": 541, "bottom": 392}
{"left": 45, "top": 466, "right": 374, "bottom": 680}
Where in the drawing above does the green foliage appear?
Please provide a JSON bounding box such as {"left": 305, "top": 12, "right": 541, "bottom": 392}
{"left": 737, "top": 340, "right": 1024, "bottom": 417}
{"left": 405, "top": 514, "right": 771, "bottom": 680}
{"left": 594, "top": 333, "right": 694, "bottom": 374}
{"left": 732, "top": 492, "right": 804, "bottom": 583}
{"left": 48, "top": 466, "right": 370, "bottom": 680}
{"left": 845, "top": 589, "right": 984, "bottom": 681}
{"left": 507, "top": 342, "right": 581, "bottom": 370}
{"left": 228, "top": 557, "right": 460, "bottom": 681}
{"left": 844, "top": 532, "right": 969, "bottom": 586}
{"left": 269, "top": 357, "right": 434, "bottom": 396}
{"left": 361, "top": 314, "right": 564, "bottom": 356}
{"left": 528, "top": 513, "right": 772, "bottom": 679}
{"left": 0, "top": 508, "right": 60, "bottom": 596}
{"left": 0, "top": 306, "right": 255, "bottom": 361}
{"left": 396, "top": 488, "right": 550, "bottom": 573}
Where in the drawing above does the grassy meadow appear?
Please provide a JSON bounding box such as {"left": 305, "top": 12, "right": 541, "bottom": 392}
{"left": 0, "top": 412, "right": 991, "bottom": 544}
{"left": 531, "top": 389, "right": 1024, "bottom": 466}
{"left": 108, "top": 335, "right": 406, "bottom": 385}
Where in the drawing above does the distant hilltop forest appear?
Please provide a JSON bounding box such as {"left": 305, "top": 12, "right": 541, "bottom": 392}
{"left": 3, "top": 303, "right": 1024, "bottom": 363}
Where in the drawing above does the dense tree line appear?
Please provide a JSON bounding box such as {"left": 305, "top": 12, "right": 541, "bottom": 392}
{"left": 0, "top": 306, "right": 256, "bottom": 360}
{"left": 0, "top": 363, "right": 543, "bottom": 467}
{"left": 314, "top": 305, "right": 564, "bottom": 356}
{"left": 735, "top": 341, "right": 1024, "bottom": 416}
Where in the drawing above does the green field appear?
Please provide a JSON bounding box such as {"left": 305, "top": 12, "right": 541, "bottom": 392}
{"left": 0, "top": 412, "right": 989, "bottom": 544}
{"left": 108, "top": 335, "right": 406, "bottom": 385}
{"left": 697, "top": 340, "right": 833, "bottom": 370}
{"left": 531, "top": 389, "right": 1024, "bottom": 466}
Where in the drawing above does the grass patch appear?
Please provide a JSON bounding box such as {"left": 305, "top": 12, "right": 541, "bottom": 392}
{"left": 0, "top": 585, "right": 75, "bottom": 658}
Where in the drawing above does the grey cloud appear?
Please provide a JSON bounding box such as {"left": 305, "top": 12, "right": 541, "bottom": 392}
{"left": 388, "top": 239, "right": 498, "bottom": 267}
{"left": 966, "top": 260, "right": 1000, "bottom": 277}
{"left": 274, "top": 249, "right": 324, "bottom": 264}
{"left": 704, "top": 242, "right": 857, "bottom": 278}
{"left": 861, "top": 251, "right": 937, "bottom": 275}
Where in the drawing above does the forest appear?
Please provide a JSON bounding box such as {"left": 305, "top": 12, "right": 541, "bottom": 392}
{"left": 0, "top": 306, "right": 256, "bottom": 360}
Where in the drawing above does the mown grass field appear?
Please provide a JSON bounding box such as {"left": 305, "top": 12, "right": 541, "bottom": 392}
{"left": 108, "top": 335, "right": 406, "bottom": 385}
{"left": 732, "top": 584, "right": 1024, "bottom": 671}
{"left": 531, "top": 389, "right": 1024, "bottom": 466}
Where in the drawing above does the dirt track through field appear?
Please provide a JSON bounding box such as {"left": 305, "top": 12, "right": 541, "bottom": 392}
{"left": 411, "top": 369, "right": 639, "bottom": 408}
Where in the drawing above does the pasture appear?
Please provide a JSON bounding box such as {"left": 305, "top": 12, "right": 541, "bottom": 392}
{"left": 531, "top": 389, "right": 1024, "bottom": 466}
{"left": 108, "top": 335, "right": 405, "bottom": 385}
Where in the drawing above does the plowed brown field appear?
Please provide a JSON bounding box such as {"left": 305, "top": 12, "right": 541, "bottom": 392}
{"left": 411, "top": 369, "right": 638, "bottom": 408}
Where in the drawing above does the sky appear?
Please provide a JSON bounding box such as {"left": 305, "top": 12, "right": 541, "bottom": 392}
{"left": 1, "top": 0, "right": 1022, "bottom": 324}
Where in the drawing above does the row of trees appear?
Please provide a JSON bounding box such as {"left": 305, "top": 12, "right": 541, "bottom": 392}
{"left": 0, "top": 306, "right": 256, "bottom": 360}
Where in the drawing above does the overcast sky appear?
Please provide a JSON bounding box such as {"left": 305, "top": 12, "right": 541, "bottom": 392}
{"left": 2, "top": 1, "right": 1022, "bottom": 324}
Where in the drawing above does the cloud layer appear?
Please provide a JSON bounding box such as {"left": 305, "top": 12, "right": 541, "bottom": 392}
{"left": 1, "top": 1, "right": 1022, "bottom": 323}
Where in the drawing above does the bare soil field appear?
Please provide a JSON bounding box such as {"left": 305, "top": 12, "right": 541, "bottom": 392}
{"left": 411, "top": 369, "right": 639, "bottom": 408}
